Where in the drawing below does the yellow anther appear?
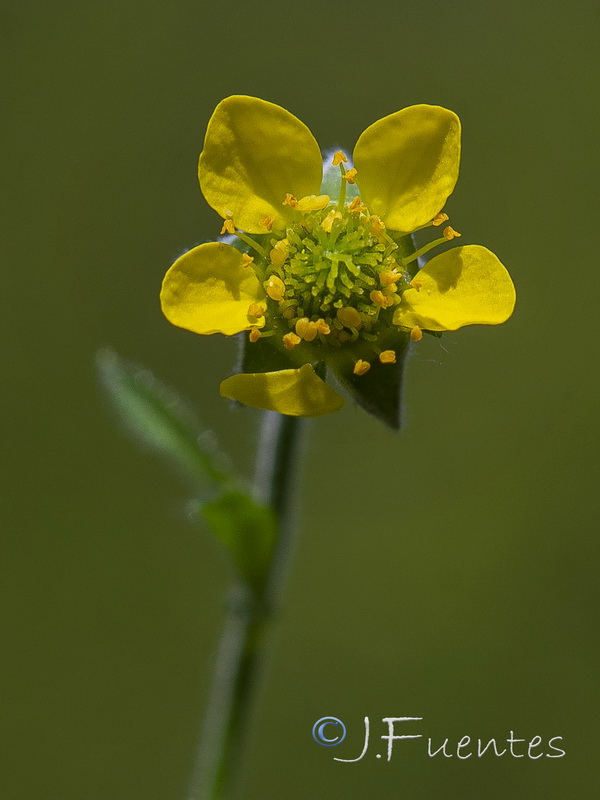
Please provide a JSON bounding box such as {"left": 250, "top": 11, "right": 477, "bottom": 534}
{"left": 295, "top": 317, "right": 310, "bottom": 337}
{"left": 380, "top": 270, "right": 401, "bottom": 286}
{"left": 379, "top": 350, "right": 397, "bottom": 364}
{"left": 241, "top": 253, "right": 254, "bottom": 268}
{"left": 260, "top": 215, "right": 275, "bottom": 231}
{"left": 247, "top": 302, "right": 265, "bottom": 319}
{"left": 369, "top": 215, "right": 387, "bottom": 242}
{"left": 370, "top": 289, "right": 393, "bottom": 308}
{"left": 282, "top": 193, "right": 298, "bottom": 207}
{"left": 283, "top": 332, "right": 301, "bottom": 350}
{"left": 220, "top": 218, "right": 235, "bottom": 235}
{"left": 249, "top": 328, "right": 262, "bottom": 343}
{"left": 353, "top": 359, "right": 371, "bottom": 376}
{"left": 343, "top": 168, "right": 358, "bottom": 184}
{"left": 410, "top": 278, "right": 425, "bottom": 291}
{"left": 295, "top": 317, "right": 318, "bottom": 342}
{"left": 315, "top": 318, "right": 330, "bottom": 335}
{"left": 443, "top": 225, "right": 461, "bottom": 240}
{"left": 332, "top": 151, "right": 349, "bottom": 166}
{"left": 266, "top": 274, "right": 286, "bottom": 301}
{"left": 410, "top": 326, "right": 424, "bottom": 342}
{"left": 269, "top": 238, "right": 290, "bottom": 268}
{"left": 321, "top": 209, "right": 342, "bottom": 233}
{"left": 303, "top": 322, "right": 318, "bottom": 342}
{"left": 295, "top": 194, "right": 330, "bottom": 212}
{"left": 336, "top": 306, "right": 362, "bottom": 329}
{"left": 433, "top": 212, "right": 450, "bottom": 226}
{"left": 348, "top": 197, "right": 368, "bottom": 214}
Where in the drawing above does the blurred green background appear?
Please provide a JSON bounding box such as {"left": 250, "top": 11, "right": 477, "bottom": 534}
{"left": 3, "top": 0, "right": 599, "bottom": 797}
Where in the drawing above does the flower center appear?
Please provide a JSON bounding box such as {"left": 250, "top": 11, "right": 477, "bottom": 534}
{"left": 264, "top": 203, "right": 413, "bottom": 348}
{"left": 227, "top": 152, "right": 461, "bottom": 361}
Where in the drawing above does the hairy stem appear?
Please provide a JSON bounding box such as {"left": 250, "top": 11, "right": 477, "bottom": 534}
{"left": 188, "top": 412, "right": 303, "bottom": 800}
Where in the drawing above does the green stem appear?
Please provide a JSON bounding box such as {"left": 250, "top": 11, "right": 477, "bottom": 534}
{"left": 254, "top": 412, "right": 304, "bottom": 610}
{"left": 188, "top": 412, "right": 303, "bottom": 800}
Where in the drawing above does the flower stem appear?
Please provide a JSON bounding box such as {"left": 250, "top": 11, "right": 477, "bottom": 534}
{"left": 188, "top": 412, "right": 303, "bottom": 800}
{"left": 254, "top": 412, "right": 304, "bottom": 608}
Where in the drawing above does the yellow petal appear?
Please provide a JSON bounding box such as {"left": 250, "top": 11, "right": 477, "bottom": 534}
{"left": 160, "top": 242, "right": 264, "bottom": 336}
{"left": 220, "top": 364, "right": 344, "bottom": 417}
{"left": 393, "top": 245, "right": 516, "bottom": 331}
{"left": 353, "top": 104, "right": 461, "bottom": 233}
{"left": 198, "top": 96, "right": 323, "bottom": 234}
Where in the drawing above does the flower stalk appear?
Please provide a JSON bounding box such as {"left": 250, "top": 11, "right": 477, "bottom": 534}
{"left": 189, "top": 412, "right": 303, "bottom": 800}
{"left": 155, "top": 94, "right": 518, "bottom": 798}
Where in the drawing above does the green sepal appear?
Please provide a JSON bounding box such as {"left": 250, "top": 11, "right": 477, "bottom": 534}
{"left": 393, "top": 231, "right": 419, "bottom": 277}
{"left": 329, "top": 331, "right": 411, "bottom": 429}
{"left": 240, "top": 328, "right": 297, "bottom": 374}
{"left": 201, "top": 490, "right": 277, "bottom": 594}
{"left": 97, "top": 348, "right": 230, "bottom": 491}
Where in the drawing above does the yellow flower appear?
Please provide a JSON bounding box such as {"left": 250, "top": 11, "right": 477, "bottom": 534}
{"left": 161, "top": 96, "right": 515, "bottom": 424}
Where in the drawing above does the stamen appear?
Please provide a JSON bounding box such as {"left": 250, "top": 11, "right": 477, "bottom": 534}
{"left": 353, "top": 359, "right": 371, "bottom": 376}
{"left": 249, "top": 328, "right": 262, "bottom": 343}
{"left": 220, "top": 218, "right": 235, "bottom": 235}
{"left": 241, "top": 253, "right": 254, "bottom": 268}
{"left": 380, "top": 270, "right": 401, "bottom": 286}
{"left": 247, "top": 302, "right": 265, "bottom": 318}
{"left": 403, "top": 236, "right": 449, "bottom": 266}
{"left": 295, "top": 318, "right": 318, "bottom": 342}
{"left": 370, "top": 289, "right": 393, "bottom": 308}
{"left": 295, "top": 194, "right": 330, "bottom": 212}
{"left": 433, "top": 212, "right": 450, "bottom": 226}
{"left": 283, "top": 332, "right": 301, "bottom": 350}
{"left": 332, "top": 151, "right": 348, "bottom": 166}
{"left": 343, "top": 168, "right": 358, "bottom": 184}
{"left": 410, "top": 278, "right": 425, "bottom": 291}
{"left": 321, "top": 209, "right": 342, "bottom": 233}
{"left": 260, "top": 215, "right": 275, "bottom": 231}
{"left": 369, "top": 215, "right": 387, "bottom": 242}
{"left": 337, "top": 163, "right": 348, "bottom": 209}
{"left": 282, "top": 193, "right": 298, "bottom": 207}
{"left": 315, "top": 318, "right": 330, "bottom": 334}
{"left": 410, "top": 326, "right": 423, "bottom": 342}
{"left": 443, "top": 225, "right": 461, "bottom": 240}
{"left": 235, "top": 231, "right": 267, "bottom": 257}
{"left": 295, "top": 317, "right": 309, "bottom": 337}
{"left": 379, "top": 350, "right": 396, "bottom": 364}
{"left": 266, "top": 275, "right": 286, "bottom": 301}
{"left": 337, "top": 306, "right": 362, "bottom": 329}
{"left": 270, "top": 238, "right": 290, "bottom": 268}
{"left": 348, "top": 197, "right": 367, "bottom": 214}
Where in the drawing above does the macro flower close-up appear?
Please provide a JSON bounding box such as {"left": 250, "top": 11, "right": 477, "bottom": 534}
{"left": 161, "top": 95, "right": 516, "bottom": 426}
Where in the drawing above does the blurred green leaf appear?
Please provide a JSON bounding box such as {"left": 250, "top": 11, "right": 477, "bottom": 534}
{"left": 96, "top": 348, "right": 230, "bottom": 491}
{"left": 201, "top": 491, "right": 277, "bottom": 592}
{"left": 98, "top": 349, "right": 278, "bottom": 589}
